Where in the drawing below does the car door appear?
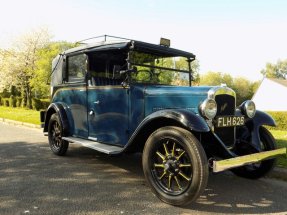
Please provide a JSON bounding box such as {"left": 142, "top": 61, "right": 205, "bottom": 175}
{"left": 86, "top": 51, "right": 129, "bottom": 146}
{"left": 87, "top": 86, "right": 129, "bottom": 146}
{"left": 63, "top": 53, "right": 88, "bottom": 138}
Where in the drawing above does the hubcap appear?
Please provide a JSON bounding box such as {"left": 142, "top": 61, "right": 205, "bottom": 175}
{"left": 152, "top": 139, "right": 193, "bottom": 195}
{"left": 51, "top": 121, "right": 62, "bottom": 149}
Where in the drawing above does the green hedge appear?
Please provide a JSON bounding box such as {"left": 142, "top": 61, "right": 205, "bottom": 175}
{"left": 31, "top": 98, "right": 50, "bottom": 110}
{"left": 16, "top": 97, "right": 22, "bottom": 107}
{"left": 32, "top": 98, "right": 42, "bottom": 111}
{"left": 267, "top": 111, "right": 287, "bottom": 131}
{"left": 41, "top": 99, "right": 50, "bottom": 109}
{"left": 2, "top": 98, "right": 10, "bottom": 107}
{"left": 9, "top": 95, "right": 17, "bottom": 108}
{"left": 0, "top": 97, "right": 50, "bottom": 110}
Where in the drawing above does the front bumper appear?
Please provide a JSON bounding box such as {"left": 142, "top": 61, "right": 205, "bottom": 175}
{"left": 213, "top": 148, "right": 287, "bottom": 173}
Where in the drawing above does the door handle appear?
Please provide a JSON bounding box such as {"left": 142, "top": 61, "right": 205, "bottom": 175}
{"left": 94, "top": 100, "right": 100, "bottom": 104}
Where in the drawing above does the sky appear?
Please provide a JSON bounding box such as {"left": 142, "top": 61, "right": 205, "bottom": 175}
{"left": 1, "top": 0, "right": 287, "bottom": 81}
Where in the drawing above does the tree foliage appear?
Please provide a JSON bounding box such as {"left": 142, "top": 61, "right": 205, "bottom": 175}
{"left": 199, "top": 71, "right": 259, "bottom": 105}
{"left": 31, "top": 41, "right": 75, "bottom": 98}
{"left": 199, "top": 71, "right": 233, "bottom": 87}
{"left": 0, "top": 28, "right": 51, "bottom": 107}
{"left": 260, "top": 59, "right": 287, "bottom": 79}
{"left": 0, "top": 28, "right": 74, "bottom": 108}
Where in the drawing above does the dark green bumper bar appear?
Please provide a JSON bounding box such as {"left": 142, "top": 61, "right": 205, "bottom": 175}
{"left": 213, "top": 148, "right": 287, "bottom": 173}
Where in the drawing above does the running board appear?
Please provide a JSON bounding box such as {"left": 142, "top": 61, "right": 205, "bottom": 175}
{"left": 62, "top": 137, "right": 123, "bottom": 155}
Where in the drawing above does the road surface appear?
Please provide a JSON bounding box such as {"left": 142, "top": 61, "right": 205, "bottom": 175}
{"left": 0, "top": 122, "right": 287, "bottom": 215}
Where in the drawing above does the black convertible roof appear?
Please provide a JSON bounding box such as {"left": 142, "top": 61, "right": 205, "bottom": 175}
{"left": 64, "top": 36, "right": 196, "bottom": 59}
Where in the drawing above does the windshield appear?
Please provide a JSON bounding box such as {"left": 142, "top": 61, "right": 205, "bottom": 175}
{"left": 129, "top": 51, "right": 191, "bottom": 86}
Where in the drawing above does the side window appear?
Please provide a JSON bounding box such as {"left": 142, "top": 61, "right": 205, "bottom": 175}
{"left": 88, "top": 51, "right": 126, "bottom": 86}
{"left": 67, "top": 54, "right": 87, "bottom": 83}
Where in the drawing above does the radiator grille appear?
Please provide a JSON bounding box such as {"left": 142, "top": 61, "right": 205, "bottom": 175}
{"left": 214, "top": 94, "right": 236, "bottom": 147}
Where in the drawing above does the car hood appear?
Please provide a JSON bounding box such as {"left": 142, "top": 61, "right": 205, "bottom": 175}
{"left": 143, "top": 85, "right": 213, "bottom": 116}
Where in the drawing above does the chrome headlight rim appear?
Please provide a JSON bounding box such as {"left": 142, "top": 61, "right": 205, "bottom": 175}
{"left": 200, "top": 98, "right": 217, "bottom": 120}
{"left": 241, "top": 100, "right": 256, "bottom": 118}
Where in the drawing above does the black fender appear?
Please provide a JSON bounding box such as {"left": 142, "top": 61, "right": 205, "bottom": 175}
{"left": 43, "top": 102, "right": 72, "bottom": 136}
{"left": 238, "top": 109, "right": 276, "bottom": 151}
{"left": 140, "top": 109, "right": 210, "bottom": 133}
{"left": 124, "top": 109, "right": 209, "bottom": 153}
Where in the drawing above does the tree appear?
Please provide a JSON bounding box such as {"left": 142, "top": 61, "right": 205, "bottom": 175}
{"left": 199, "top": 71, "right": 257, "bottom": 105}
{"left": 30, "top": 41, "right": 75, "bottom": 98}
{"left": 0, "top": 28, "right": 75, "bottom": 108}
{"left": 260, "top": 59, "right": 287, "bottom": 79}
{"left": 199, "top": 71, "right": 233, "bottom": 87}
{"left": 232, "top": 77, "right": 253, "bottom": 105}
{"left": 191, "top": 59, "right": 200, "bottom": 84}
{"left": 0, "top": 28, "right": 51, "bottom": 108}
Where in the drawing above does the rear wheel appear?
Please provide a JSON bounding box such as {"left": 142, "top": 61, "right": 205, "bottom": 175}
{"left": 48, "top": 113, "right": 69, "bottom": 156}
{"left": 142, "top": 126, "right": 208, "bottom": 206}
{"left": 232, "top": 126, "right": 276, "bottom": 179}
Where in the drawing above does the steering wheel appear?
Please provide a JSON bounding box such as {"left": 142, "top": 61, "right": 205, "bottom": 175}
{"left": 135, "top": 69, "right": 154, "bottom": 82}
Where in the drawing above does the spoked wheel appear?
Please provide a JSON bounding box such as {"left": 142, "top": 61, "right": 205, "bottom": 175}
{"left": 48, "top": 113, "right": 69, "bottom": 156}
{"left": 142, "top": 126, "right": 208, "bottom": 206}
{"left": 232, "top": 126, "right": 276, "bottom": 179}
{"left": 151, "top": 139, "right": 193, "bottom": 195}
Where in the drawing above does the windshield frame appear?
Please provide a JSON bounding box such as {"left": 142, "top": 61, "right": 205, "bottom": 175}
{"left": 127, "top": 50, "right": 193, "bottom": 86}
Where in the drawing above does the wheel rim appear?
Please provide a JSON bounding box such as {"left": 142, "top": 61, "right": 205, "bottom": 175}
{"left": 151, "top": 138, "right": 193, "bottom": 196}
{"left": 50, "top": 120, "right": 62, "bottom": 150}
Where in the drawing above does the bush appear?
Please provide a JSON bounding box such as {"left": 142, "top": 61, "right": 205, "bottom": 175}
{"left": 3, "top": 98, "right": 10, "bottom": 107}
{"left": 27, "top": 98, "right": 32, "bottom": 109}
{"left": 16, "top": 97, "right": 22, "bottom": 107}
{"left": 40, "top": 99, "right": 50, "bottom": 110}
{"left": 267, "top": 111, "right": 287, "bottom": 131}
{"left": 0, "top": 89, "right": 10, "bottom": 98}
{"left": 32, "top": 98, "right": 42, "bottom": 111}
{"left": 9, "top": 95, "right": 17, "bottom": 108}
{"left": 0, "top": 96, "right": 2, "bottom": 106}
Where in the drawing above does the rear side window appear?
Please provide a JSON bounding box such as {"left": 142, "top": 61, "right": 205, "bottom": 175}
{"left": 67, "top": 54, "right": 87, "bottom": 83}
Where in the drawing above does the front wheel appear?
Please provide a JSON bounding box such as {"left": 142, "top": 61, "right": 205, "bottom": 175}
{"left": 48, "top": 113, "right": 69, "bottom": 156}
{"left": 142, "top": 126, "right": 208, "bottom": 206}
{"left": 232, "top": 126, "right": 276, "bottom": 179}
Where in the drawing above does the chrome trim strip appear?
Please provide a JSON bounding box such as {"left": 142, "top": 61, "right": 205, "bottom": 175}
{"left": 52, "top": 85, "right": 126, "bottom": 101}
{"left": 213, "top": 148, "right": 287, "bottom": 173}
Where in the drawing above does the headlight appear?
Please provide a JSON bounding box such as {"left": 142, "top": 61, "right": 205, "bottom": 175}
{"left": 241, "top": 100, "right": 256, "bottom": 118}
{"left": 200, "top": 99, "right": 217, "bottom": 120}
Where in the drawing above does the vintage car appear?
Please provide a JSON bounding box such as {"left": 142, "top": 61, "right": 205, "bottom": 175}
{"left": 41, "top": 35, "right": 286, "bottom": 206}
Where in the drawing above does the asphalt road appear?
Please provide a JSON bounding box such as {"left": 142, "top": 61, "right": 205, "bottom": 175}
{"left": 0, "top": 122, "right": 287, "bottom": 215}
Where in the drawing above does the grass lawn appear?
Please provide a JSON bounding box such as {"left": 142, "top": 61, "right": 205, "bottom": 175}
{"left": 270, "top": 130, "right": 287, "bottom": 168}
{"left": 0, "top": 106, "right": 41, "bottom": 125}
{"left": 0, "top": 106, "right": 286, "bottom": 167}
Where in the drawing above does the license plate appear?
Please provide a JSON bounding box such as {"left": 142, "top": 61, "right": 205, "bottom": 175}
{"left": 216, "top": 116, "right": 245, "bottom": 128}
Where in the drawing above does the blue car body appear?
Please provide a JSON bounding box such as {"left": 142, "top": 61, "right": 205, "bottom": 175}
{"left": 50, "top": 84, "right": 212, "bottom": 147}
{"left": 41, "top": 35, "right": 284, "bottom": 168}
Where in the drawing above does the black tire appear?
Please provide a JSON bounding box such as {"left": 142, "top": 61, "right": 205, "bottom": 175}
{"left": 142, "top": 126, "right": 208, "bottom": 206}
{"left": 232, "top": 127, "right": 276, "bottom": 179}
{"left": 48, "top": 113, "right": 69, "bottom": 156}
